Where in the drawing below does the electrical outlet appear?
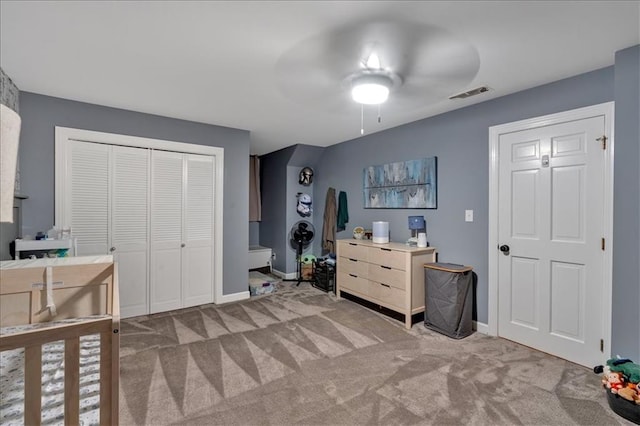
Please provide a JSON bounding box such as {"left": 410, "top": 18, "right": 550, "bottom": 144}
{"left": 465, "top": 210, "right": 474, "bottom": 222}
{"left": 271, "top": 252, "right": 276, "bottom": 261}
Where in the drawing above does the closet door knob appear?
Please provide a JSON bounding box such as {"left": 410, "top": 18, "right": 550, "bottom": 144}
{"left": 110, "top": 247, "right": 116, "bottom": 252}
{"left": 181, "top": 243, "right": 186, "bottom": 248}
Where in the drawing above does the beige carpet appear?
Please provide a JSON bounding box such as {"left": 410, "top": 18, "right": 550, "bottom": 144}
{"left": 119, "top": 282, "right": 629, "bottom": 425}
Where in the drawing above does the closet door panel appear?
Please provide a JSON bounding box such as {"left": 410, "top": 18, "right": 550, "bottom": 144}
{"left": 112, "top": 145, "right": 149, "bottom": 318}
{"left": 183, "top": 155, "right": 214, "bottom": 307}
{"left": 150, "top": 151, "right": 183, "bottom": 313}
{"left": 68, "top": 140, "right": 110, "bottom": 256}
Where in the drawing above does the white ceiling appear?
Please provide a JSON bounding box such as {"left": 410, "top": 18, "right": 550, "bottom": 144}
{"left": 1, "top": 1, "right": 638, "bottom": 155}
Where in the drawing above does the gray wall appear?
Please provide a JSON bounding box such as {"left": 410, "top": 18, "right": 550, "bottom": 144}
{"left": 259, "top": 144, "right": 324, "bottom": 274}
{"left": 612, "top": 45, "right": 640, "bottom": 359}
{"left": 313, "top": 65, "right": 620, "bottom": 340}
{"left": 249, "top": 222, "right": 260, "bottom": 246}
{"left": 18, "top": 92, "right": 251, "bottom": 296}
{"left": 311, "top": 46, "right": 640, "bottom": 360}
{"left": 259, "top": 145, "right": 296, "bottom": 271}
{"left": 316, "top": 60, "right": 640, "bottom": 359}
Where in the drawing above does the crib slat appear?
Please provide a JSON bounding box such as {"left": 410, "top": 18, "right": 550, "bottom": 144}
{"left": 65, "top": 337, "right": 80, "bottom": 425}
{"left": 25, "top": 345, "right": 42, "bottom": 426}
{"left": 100, "top": 331, "right": 112, "bottom": 425}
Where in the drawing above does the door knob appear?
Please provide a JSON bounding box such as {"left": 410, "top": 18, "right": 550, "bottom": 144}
{"left": 499, "top": 244, "right": 510, "bottom": 253}
{"left": 110, "top": 247, "right": 116, "bottom": 252}
{"left": 181, "top": 243, "right": 186, "bottom": 248}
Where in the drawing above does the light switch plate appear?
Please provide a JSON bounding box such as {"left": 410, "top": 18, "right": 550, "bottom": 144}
{"left": 465, "top": 210, "right": 474, "bottom": 222}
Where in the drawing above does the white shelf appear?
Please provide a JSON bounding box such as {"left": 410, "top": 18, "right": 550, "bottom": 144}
{"left": 14, "top": 238, "right": 77, "bottom": 259}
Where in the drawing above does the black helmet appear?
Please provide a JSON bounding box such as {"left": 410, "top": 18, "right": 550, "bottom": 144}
{"left": 299, "top": 167, "right": 314, "bottom": 185}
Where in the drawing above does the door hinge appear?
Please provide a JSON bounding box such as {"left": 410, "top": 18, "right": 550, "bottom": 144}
{"left": 601, "top": 238, "right": 605, "bottom": 251}
{"left": 600, "top": 339, "right": 604, "bottom": 352}
{"left": 596, "top": 135, "right": 607, "bottom": 150}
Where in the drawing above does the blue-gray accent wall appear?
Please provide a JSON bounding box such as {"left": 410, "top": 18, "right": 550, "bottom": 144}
{"left": 260, "top": 144, "right": 324, "bottom": 274}
{"left": 308, "top": 48, "right": 638, "bottom": 360}
{"left": 249, "top": 222, "right": 260, "bottom": 246}
{"left": 259, "top": 145, "right": 296, "bottom": 272}
{"left": 314, "top": 64, "right": 614, "bottom": 321}
{"left": 18, "top": 92, "right": 251, "bottom": 296}
{"left": 612, "top": 45, "right": 640, "bottom": 359}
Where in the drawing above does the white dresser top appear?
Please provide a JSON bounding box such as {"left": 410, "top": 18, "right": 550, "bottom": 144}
{"left": 0, "top": 255, "right": 114, "bottom": 269}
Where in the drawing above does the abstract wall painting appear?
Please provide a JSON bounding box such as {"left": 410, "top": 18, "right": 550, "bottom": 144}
{"left": 363, "top": 157, "right": 437, "bottom": 209}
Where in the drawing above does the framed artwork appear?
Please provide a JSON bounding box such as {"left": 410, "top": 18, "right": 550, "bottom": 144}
{"left": 363, "top": 157, "right": 437, "bottom": 209}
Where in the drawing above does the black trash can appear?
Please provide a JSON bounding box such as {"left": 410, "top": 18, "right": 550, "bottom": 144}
{"left": 424, "top": 263, "right": 474, "bottom": 339}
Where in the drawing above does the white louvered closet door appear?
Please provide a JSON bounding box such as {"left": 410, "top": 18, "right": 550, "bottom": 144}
{"left": 112, "top": 145, "right": 149, "bottom": 318}
{"left": 68, "top": 140, "right": 110, "bottom": 256}
{"left": 183, "top": 154, "right": 215, "bottom": 308}
{"left": 150, "top": 150, "right": 184, "bottom": 313}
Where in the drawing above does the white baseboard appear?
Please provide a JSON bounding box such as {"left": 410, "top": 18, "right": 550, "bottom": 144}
{"left": 272, "top": 269, "right": 296, "bottom": 280}
{"left": 474, "top": 321, "right": 489, "bottom": 335}
{"left": 219, "top": 291, "right": 250, "bottom": 304}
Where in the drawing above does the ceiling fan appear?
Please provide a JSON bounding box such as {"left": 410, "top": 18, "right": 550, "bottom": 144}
{"left": 275, "top": 19, "right": 481, "bottom": 114}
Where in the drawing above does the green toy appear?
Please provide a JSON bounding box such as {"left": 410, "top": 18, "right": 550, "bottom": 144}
{"left": 301, "top": 254, "right": 316, "bottom": 265}
{"left": 607, "top": 358, "right": 640, "bottom": 383}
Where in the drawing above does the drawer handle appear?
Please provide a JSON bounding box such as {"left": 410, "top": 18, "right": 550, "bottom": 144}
{"left": 349, "top": 258, "right": 358, "bottom": 262}
{"left": 380, "top": 248, "right": 392, "bottom": 252}
{"left": 349, "top": 273, "right": 358, "bottom": 278}
{"left": 380, "top": 265, "right": 392, "bottom": 270}
{"left": 349, "top": 243, "right": 357, "bottom": 246}
{"left": 380, "top": 283, "right": 391, "bottom": 288}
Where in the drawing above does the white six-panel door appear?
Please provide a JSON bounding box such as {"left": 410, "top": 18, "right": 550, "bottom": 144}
{"left": 497, "top": 115, "right": 606, "bottom": 367}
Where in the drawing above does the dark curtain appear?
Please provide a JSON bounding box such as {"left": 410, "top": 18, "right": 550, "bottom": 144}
{"left": 249, "top": 155, "right": 261, "bottom": 221}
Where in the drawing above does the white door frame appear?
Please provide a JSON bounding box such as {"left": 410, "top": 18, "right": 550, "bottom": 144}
{"left": 487, "top": 102, "right": 614, "bottom": 357}
{"left": 54, "top": 126, "right": 225, "bottom": 304}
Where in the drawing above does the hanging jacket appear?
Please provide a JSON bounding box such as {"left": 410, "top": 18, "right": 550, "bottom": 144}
{"left": 322, "top": 187, "right": 337, "bottom": 254}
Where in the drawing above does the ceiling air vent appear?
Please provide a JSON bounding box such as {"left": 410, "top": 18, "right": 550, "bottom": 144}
{"left": 449, "top": 86, "right": 490, "bottom": 100}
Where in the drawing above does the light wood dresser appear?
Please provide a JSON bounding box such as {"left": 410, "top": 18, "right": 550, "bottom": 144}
{"left": 336, "top": 239, "right": 437, "bottom": 329}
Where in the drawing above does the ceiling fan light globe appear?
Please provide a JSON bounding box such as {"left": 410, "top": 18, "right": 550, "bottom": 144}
{"left": 352, "top": 83, "right": 389, "bottom": 104}
{"left": 351, "top": 74, "right": 393, "bottom": 105}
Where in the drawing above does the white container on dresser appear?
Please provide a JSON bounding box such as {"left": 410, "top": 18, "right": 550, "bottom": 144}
{"left": 336, "top": 239, "right": 437, "bottom": 329}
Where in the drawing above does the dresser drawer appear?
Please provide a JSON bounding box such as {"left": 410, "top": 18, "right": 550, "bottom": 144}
{"left": 367, "top": 263, "right": 405, "bottom": 290}
{"left": 339, "top": 257, "right": 368, "bottom": 278}
{"left": 367, "top": 246, "right": 406, "bottom": 270}
{"left": 338, "top": 271, "right": 372, "bottom": 297}
{"left": 370, "top": 281, "right": 406, "bottom": 310}
{"left": 338, "top": 241, "right": 368, "bottom": 261}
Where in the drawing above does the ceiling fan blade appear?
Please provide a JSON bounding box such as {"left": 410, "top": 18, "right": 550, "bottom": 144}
{"left": 275, "top": 18, "right": 480, "bottom": 112}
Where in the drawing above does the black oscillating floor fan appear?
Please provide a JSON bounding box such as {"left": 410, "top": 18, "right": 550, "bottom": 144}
{"left": 285, "top": 220, "right": 315, "bottom": 286}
